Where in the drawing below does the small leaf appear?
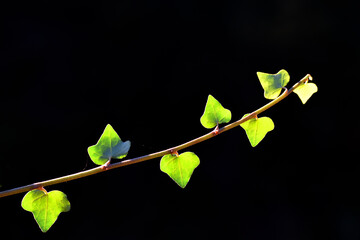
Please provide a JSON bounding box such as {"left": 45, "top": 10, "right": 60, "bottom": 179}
{"left": 160, "top": 152, "right": 200, "bottom": 188}
{"left": 293, "top": 82, "right": 318, "bottom": 104}
{"left": 240, "top": 114, "right": 274, "bottom": 147}
{"left": 200, "top": 95, "right": 231, "bottom": 129}
{"left": 21, "top": 189, "right": 70, "bottom": 233}
{"left": 257, "top": 69, "right": 290, "bottom": 99}
{"left": 88, "top": 124, "right": 131, "bottom": 165}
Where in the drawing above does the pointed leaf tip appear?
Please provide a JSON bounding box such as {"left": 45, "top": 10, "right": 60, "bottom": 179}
{"left": 21, "top": 189, "right": 70, "bottom": 232}
{"left": 200, "top": 95, "right": 231, "bottom": 129}
{"left": 88, "top": 124, "right": 131, "bottom": 165}
{"left": 293, "top": 82, "right": 318, "bottom": 104}
{"left": 240, "top": 114, "right": 274, "bottom": 147}
{"left": 257, "top": 69, "right": 290, "bottom": 99}
{"left": 160, "top": 152, "right": 200, "bottom": 188}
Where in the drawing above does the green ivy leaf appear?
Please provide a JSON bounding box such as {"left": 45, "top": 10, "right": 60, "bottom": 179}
{"left": 257, "top": 69, "right": 290, "bottom": 99}
{"left": 21, "top": 189, "right": 70, "bottom": 233}
{"left": 88, "top": 124, "right": 131, "bottom": 165}
{"left": 200, "top": 95, "right": 231, "bottom": 129}
{"left": 160, "top": 152, "right": 200, "bottom": 188}
{"left": 293, "top": 82, "right": 318, "bottom": 104}
{"left": 240, "top": 114, "right": 274, "bottom": 147}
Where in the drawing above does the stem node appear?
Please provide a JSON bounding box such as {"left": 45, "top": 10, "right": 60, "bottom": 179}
{"left": 170, "top": 149, "right": 179, "bottom": 157}
{"left": 101, "top": 160, "right": 111, "bottom": 170}
{"left": 212, "top": 125, "right": 220, "bottom": 136}
{"left": 36, "top": 186, "right": 47, "bottom": 194}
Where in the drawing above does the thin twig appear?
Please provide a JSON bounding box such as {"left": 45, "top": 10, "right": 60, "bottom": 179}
{"left": 0, "top": 74, "right": 312, "bottom": 198}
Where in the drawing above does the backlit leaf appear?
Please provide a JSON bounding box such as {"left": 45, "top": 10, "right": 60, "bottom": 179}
{"left": 200, "top": 95, "right": 231, "bottom": 129}
{"left": 257, "top": 69, "right": 290, "bottom": 99}
{"left": 160, "top": 152, "right": 200, "bottom": 188}
{"left": 240, "top": 114, "right": 274, "bottom": 147}
{"left": 293, "top": 82, "right": 318, "bottom": 104}
{"left": 21, "top": 189, "right": 70, "bottom": 233}
{"left": 88, "top": 124, "right": 131, "bottom": 165}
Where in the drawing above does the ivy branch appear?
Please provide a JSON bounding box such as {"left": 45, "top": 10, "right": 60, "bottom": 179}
{"left": 0, "top": 70, "right": 317, "bottom": 232}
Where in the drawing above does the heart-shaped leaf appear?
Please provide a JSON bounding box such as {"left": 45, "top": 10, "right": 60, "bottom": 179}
{"left": 200, "top": 95, "right": 231, "bottom": 129}
{"left": 293, "top": 82, "right": 318, "bottom": 104}
{"left": 21, "top": 189, "right": 70, "bottom": 233}
{"left": 88, "top": 124, "right": 131, "bottom": 165}
{"left": 240, "top": 114, "right": 274, "bottom": 147}
{"left": 257, "top": 69, "right": 290, "bottom": 99}
{"left": 160, "top": 152, "right": 200, "bottom": 188}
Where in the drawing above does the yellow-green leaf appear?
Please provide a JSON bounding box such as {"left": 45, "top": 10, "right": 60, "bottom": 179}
{"left": 88, "top": 124, "right": 131, "bottom": 165}
{"left": 21, "top": 189, "right": 70, "bottom": 233}
{"left": 240, "top": 114, "right": 274, "bottom": 147}
{"left": 160, "top": 152, "right": 200, "bottom": 188}
{"left": 293, "top": 82, "right": 318, "bottom": 104}
{"left": 200, "top": 95, "right": 231, "bottom": 129}
{"left": 257, "top": 69, "right": 290, "bottom": 99}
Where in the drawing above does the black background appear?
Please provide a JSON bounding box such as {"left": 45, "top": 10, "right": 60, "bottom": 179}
{"left": 0, "top": 0, "right": 359, "bottom": 239}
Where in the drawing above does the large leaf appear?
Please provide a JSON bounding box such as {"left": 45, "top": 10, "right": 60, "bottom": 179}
{"left": 240, "top": 114, "right": 274, "bottom": 147}
{"left": 88, "top": 124, "right": 131, "bottom": 165}
{"left": 200, "top": 95, "right": 231, "bottom": 129}
{"left": 21, "top": 189, "right": 70, "bottom": 233}
{"left": 293, "top": 82, "right": 318, "bottom": 104}
{"left": 257, "top": 69, "right": 290, "bottom": 99}
{"left": 160, "top": 152, "right": 200, "bottom": 188}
